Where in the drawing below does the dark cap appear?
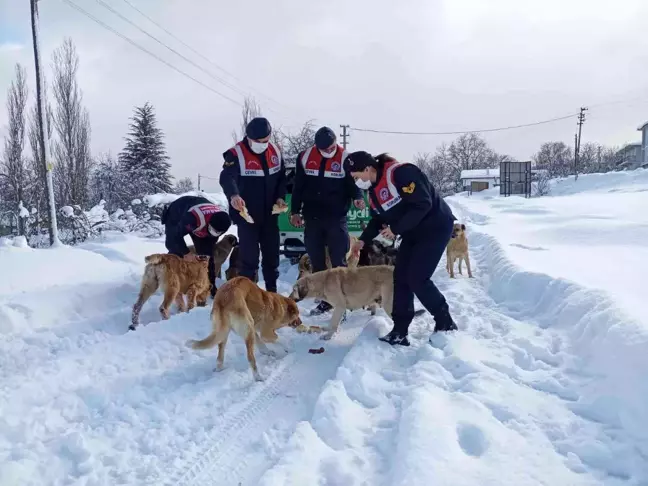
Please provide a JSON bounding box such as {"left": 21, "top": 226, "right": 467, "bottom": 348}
{"left": 346, "top": 150, "right": 376, "bottom": 171}
{"left": 245, "top": 117, "right": 272, "bottom": 140}
{"left": 314, "top": 126, "right": 336, "bottom": 150}
{"left": 209, "top": 211, "right": 231, "bottom": 234}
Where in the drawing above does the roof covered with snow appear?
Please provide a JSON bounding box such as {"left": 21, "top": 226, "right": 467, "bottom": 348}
{"left": 637, "top": 121, "right": 648, "bottom": 131}
{"left": 460, "top": 168, "right": 500, "bottom": 180}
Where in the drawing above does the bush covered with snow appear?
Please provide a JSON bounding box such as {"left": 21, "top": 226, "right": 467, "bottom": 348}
{"left": 42, "top": 190, "right": 228, "bottom": 246}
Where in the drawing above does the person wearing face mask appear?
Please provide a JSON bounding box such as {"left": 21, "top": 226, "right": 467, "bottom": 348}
{"left": 290, "top": 127, "right": 366, "bottom": 316}
{"left": 219, "top": 117, "right": 287, "bottom": 293}
{"left": 162, "top": 194, "right": 232, "bottom": 297}
{"left": 347, "top": 151, "right": 458, "bottom": 346}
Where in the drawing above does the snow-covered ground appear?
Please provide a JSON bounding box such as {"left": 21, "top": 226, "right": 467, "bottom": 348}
{"left": 1, "top": 171, "right": 647, "bottom": 485}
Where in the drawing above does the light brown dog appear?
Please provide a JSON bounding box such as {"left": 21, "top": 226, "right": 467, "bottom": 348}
{"left": 290, "top": 265, "right": 394, "bottom": 340}
{"left": 187, "top": 277, "right": 302, "bottom": 381}
{"left": 130, "top": 253, "right": 211, "bottom": 331}
{"left": 187, "top": 234, "right": 238, "bottom": 280}
{"left": 297, "top": 235, "right": 361, "bottom": 280}
{"left": 225, "top": 245, "right": 259, "bottom": 283}
{"left": 446, "top": 223, "right": 473, "bottom": 278}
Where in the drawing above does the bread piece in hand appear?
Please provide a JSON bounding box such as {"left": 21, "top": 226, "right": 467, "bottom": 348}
{"left": 272, "top": 203, "right": 288, "bottom": 215}
{"left": 239, "top": 206, "right": 254, "bottom": 223}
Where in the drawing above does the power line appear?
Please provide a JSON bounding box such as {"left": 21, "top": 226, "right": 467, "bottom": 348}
{"left": 350, "top": 112, "right": 579, "bottom": 136}
{"left": 60, "top": 0, "right": 242, "bottom": 106}
{"left": 90, "top": 0, "right": 252, "bottom": 103}
{"left": 118, "top": 0, "right": 287, "bottom": 111}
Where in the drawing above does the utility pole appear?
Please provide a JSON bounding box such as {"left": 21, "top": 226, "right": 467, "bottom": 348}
{"left": 197, "top": 173, "right": 201, "bottom": 191}
{"left": 597, "top": 144, "right": 602, "bottom": 172}
{"left": 575, "top": 107, "right": 587, "bottom": 180}
{"left": 30, "top": 0, "right": 59, "bottom": 246}
{"left": 340, "top": 124, "right": 350, "bottom": 150}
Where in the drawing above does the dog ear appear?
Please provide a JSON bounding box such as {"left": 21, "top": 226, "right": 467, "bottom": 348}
{"left": 461, "top": 224, "right": 466, "bottom": 230}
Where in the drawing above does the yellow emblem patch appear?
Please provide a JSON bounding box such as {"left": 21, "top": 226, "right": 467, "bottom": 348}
{"left": 402, "top": 182, "right": 415, "bottom": 194}
{"left": 224, "top": 160, "right": 235, "bottom": 167}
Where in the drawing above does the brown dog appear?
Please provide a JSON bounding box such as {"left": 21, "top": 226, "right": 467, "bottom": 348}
{"left": 225, "top": 245, "right": 259, "bottom": 283}
{"left": 187, "top": 277, "right": 302, "bottom": 381}
{"left": 188, "top": 234, "right": 238, "bottom": 280}
{"left": 446, "top": 223, "right": 473, "bottom": 278}
{"left": 130, "top": 253, "right": 211, "bottom": 330}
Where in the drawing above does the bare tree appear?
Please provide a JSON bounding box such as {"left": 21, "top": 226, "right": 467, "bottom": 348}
{"left": 51, "top": 38, "right": 93, "bottom": 207}
{"left": 413, "top": 147, "right": 454, "bottom": 197}
{"left": 276, "top": 120, "right": 316, "bottom": 167}
{"left": 533, "top": 170, "right": 551, "bottom": 196}
{"left": 0, "top": 64, "right": 30, "bottom": 235}
{"left": 231, "top": 96, "right": 263, "bottom": 143}
{"left": 532, "top": 142, "right": 573, "bottom": 178}
{"left": 174, "top": 177, "right": 194, "bottom": 194}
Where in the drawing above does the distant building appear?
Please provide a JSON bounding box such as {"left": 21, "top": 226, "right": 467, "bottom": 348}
{"left": 616, "top": 142, "right": 643, "bottom": 170}
{"left": 639, "top": 121, "right": 648, "bottom": 166}
{"left": 459, "top": 168, "right": 500, "bottom": 193}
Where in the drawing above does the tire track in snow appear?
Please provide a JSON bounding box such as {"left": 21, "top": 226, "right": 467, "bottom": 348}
{"left": 164, "top": 321, "right": 365, "bottom": 486}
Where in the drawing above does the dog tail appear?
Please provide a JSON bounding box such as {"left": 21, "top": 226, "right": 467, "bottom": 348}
{"left": 145, "top": 253, "right": 165, "bottom": 265}
{"left": 186, "top": 307, "right": 229, "bottom": 350}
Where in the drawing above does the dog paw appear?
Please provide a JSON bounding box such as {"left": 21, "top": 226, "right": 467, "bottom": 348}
{"left": 320, "top": 332, "right": 334, "bottom": 341}
{"left": 214, "top": 364, "right": 225, "bottom": 372}
{"left": 128, "top": 324, "right": 136, "bottom": 331}
{"left": 253, "top": 371, "right": 265, "bottom": 382}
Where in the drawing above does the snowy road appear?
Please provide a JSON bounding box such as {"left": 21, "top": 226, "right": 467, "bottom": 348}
{"left": 1, "top": 171, "right": 648, "bottom": 485}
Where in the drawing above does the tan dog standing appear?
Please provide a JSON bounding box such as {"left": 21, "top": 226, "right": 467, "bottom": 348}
{"left": 187, "top": 277, "right": 302, "bottom": 381}
{"left": 446, "top": 223, "right": 473, "bottom": 278}
{"left": 290, "top": 265, "right": 394, "bottom": 340}
{"left": 130, "top": 253, "right": 211, "bottom": 331}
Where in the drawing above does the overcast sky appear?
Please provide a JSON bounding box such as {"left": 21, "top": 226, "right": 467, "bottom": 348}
{"left": 1, "top": 0, "right": 647, "bottom": 192}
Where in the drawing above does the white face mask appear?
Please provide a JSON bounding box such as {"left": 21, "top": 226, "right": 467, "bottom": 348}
{"left": 319, "top": 147, "right": 337, "bottom": 159}
{"left": 249, "top": 140, "right": 269, "bottom": 154}
{"left": 355, "top": 178, "right": 372, "bottom": 190}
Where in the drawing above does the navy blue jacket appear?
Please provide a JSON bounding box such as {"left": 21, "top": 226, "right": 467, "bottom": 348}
{"left": 291, "top": 147, "right": 362, "bottom": 220}
{"left": 359, "top": 163, "right": 455, "bottom": 244}
{"left": 163, "top": 195, "right": 225, "bottom": 256}
{"left": 219, "top": 139, "right": 287, "bottom": 225}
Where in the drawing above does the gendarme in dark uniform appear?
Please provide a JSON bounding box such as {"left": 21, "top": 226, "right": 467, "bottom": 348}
{"left": 290, "top": 126, "right": 365, "bottom": 315}
{"left": 347, "top": 151, "right": 458, "bottom": 346}
{"left": 219, "top": 117, "right": 286, "bottom": 293}
{"left": 162, "top": 194, "right": 231, "bottom": 295}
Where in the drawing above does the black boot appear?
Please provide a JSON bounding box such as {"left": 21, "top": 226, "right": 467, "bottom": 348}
{"left": 379, "top": 329, "right": 410, "bottom": 346}
{"left": 310, "top": 300, "right": 333, "bottom": 316}
{"left": 432, "top": 303, "right": 458, "bottom": 332}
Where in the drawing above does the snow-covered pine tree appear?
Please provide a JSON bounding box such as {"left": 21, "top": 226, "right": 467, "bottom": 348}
{"left": 118, "top": 102, "right": 173, "bottom": 200}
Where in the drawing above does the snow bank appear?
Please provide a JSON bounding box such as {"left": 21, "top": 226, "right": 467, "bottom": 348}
{"left": 549, "top": 168, "right": 648, "bottom": 196}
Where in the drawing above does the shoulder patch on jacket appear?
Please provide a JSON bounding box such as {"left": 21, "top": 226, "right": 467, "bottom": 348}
{"left": 223, "top": 159, "right": 235, "bottom": 167}
{"left": 402, "top": 182, "right": 415, "bottom": 194}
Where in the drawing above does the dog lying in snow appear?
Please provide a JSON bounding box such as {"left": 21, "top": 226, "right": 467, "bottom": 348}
{"left": 130, "top": 253, "right": 211, "bottom": 331}
{"left": 187, "top": 276, "right": 302, "bottom": 381}
{"left": 446, "top": 223, "right": 473, "bottom": 278}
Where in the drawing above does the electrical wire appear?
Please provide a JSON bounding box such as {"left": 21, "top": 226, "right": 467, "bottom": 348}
{"left": 350, "top": 112, "right": 579, "bottom": 136}
{"left": 118, "top": 0, "right": 288, "bottom": 111}
{"left": 90, "top": 0, "right": 251, "bottom": 102}
{"left": 60, "top": 0, "right": 242, "bottom": 106}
